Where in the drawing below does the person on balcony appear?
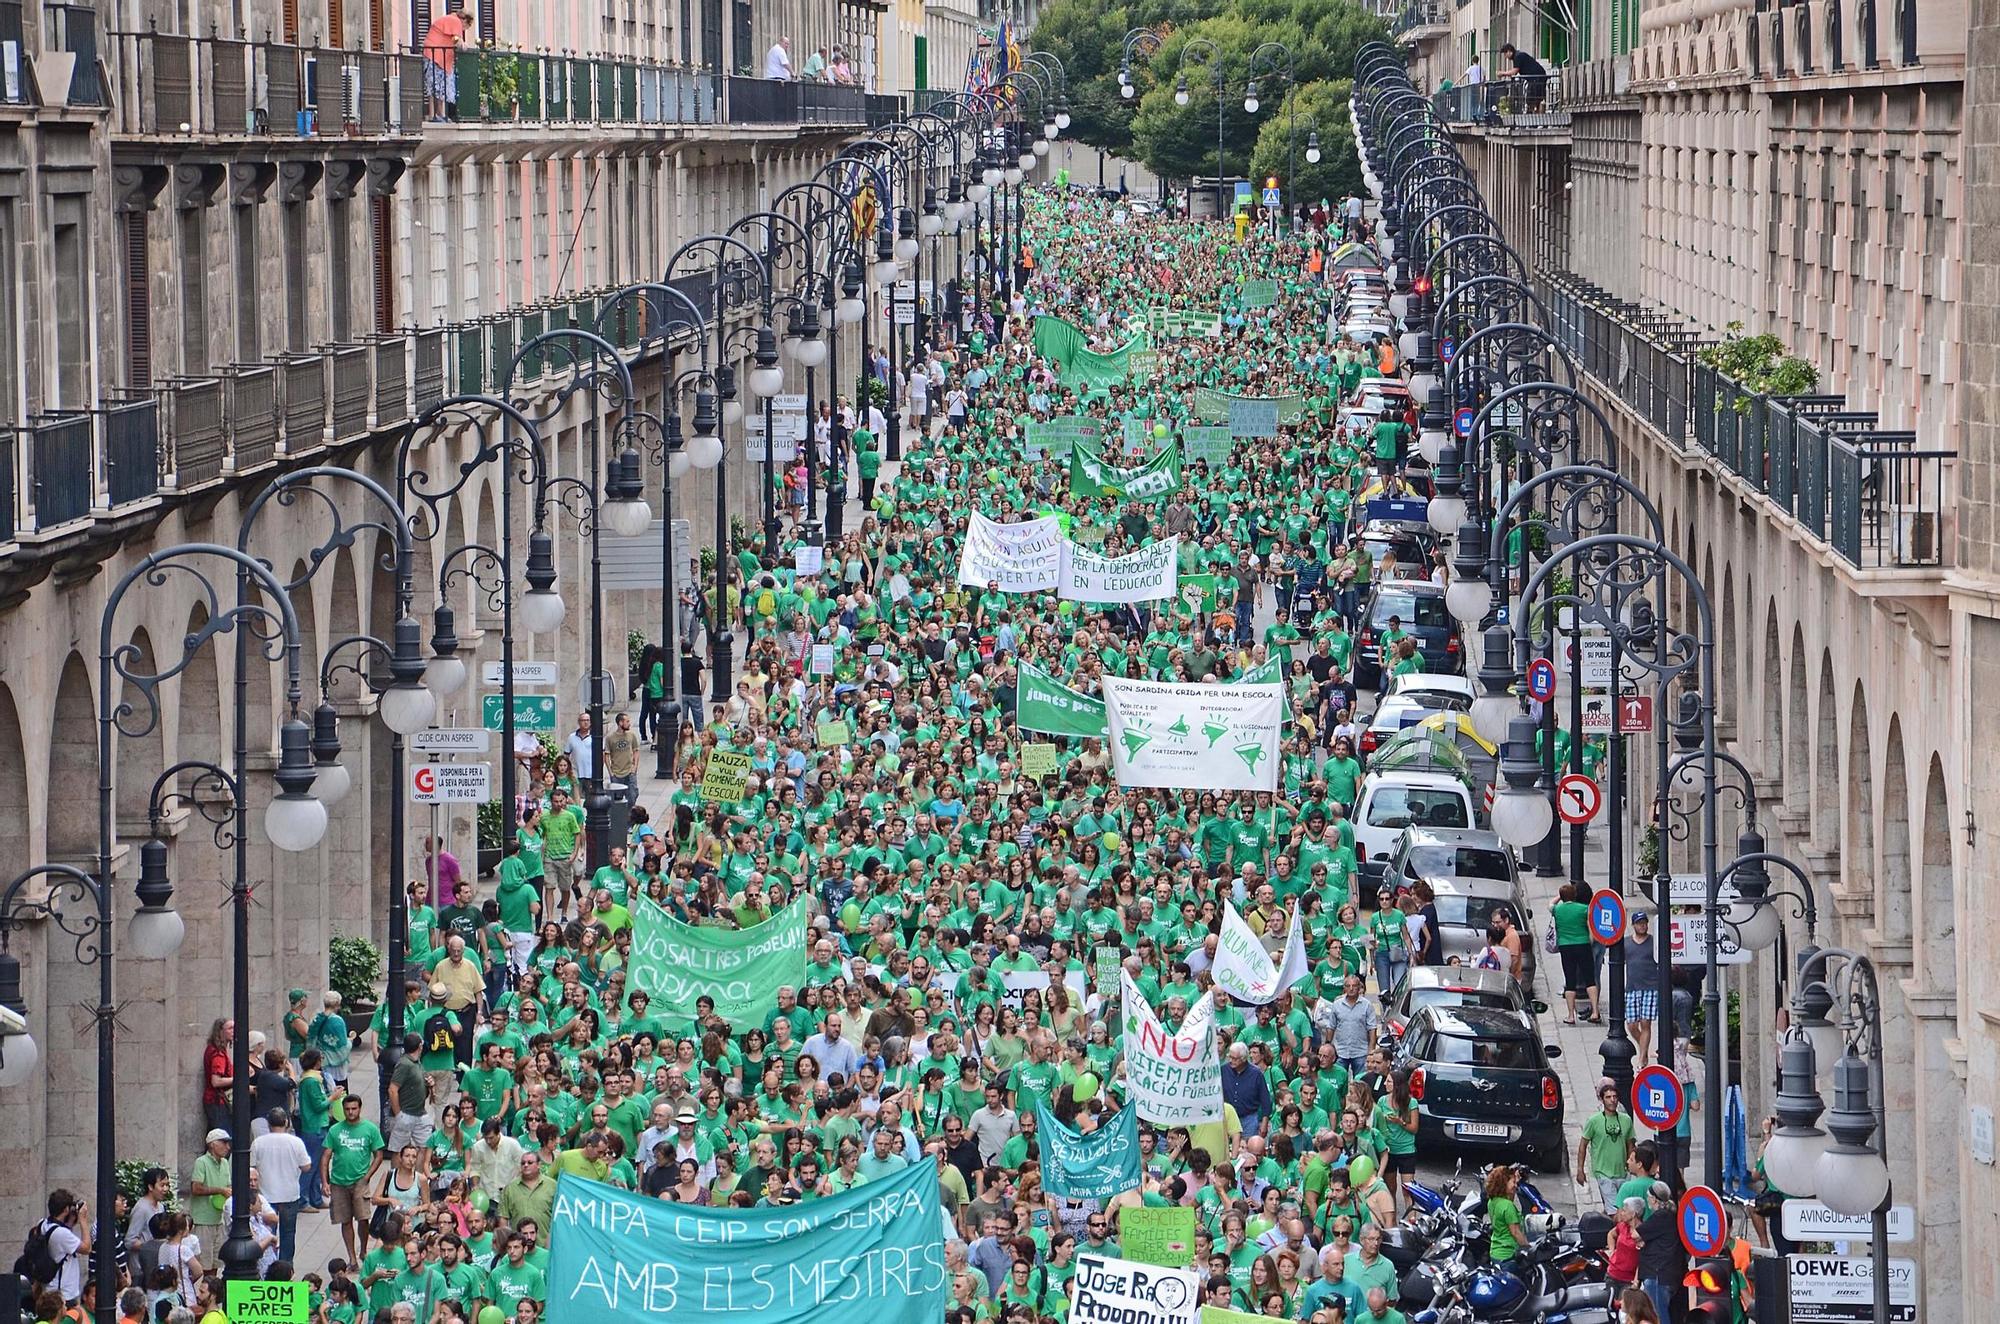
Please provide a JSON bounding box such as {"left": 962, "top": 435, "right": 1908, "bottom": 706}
{"left": 422, "top": 1, "right": 470, "bottom": 121}
{"left": 765, "top": 37, "right": 794, "bottom": 80}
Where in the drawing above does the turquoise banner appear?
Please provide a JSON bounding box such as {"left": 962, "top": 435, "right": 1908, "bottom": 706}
{"left": 1037, "top": 1102, "right": 1141, "bottom": 1199}
{"left": 546, "top": 1168, "right": 947, "bottom": 1324}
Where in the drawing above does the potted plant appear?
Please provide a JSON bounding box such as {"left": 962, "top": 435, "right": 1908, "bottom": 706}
{"left": 477, "top": 799, "right": 505, "bottom": 877}
{"left": 328, "top": 932, "right": 384, "bottom": 1032}
{"left": 483, "top": 52, "right": 521, "bottom": 118}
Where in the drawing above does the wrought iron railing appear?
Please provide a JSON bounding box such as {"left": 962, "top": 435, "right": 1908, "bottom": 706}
{"left": 442, "top": 47, "right": 725, "bottom": 126}
{"left": 26, "top": 413, "right": 93, "bottom": 527}
{"left": 110, "top": 31, "right": 424, "bottom": 137}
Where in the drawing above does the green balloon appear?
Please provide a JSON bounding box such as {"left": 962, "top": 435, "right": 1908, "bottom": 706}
{"left": 1073, "top": 1072, "right": 1100, "bottom": 1103}
{"left": 1153, "top": 422, "right": 1169, "bottom": 439}
{"left": 840, "top": 901, "right": 862, "bottom": 931}
{"left": 1349, "top": 1154, "right": 1377, "bottom": 1187}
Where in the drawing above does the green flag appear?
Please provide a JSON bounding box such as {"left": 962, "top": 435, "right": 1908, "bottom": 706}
{"left": 1070, "top": 438, "right": 1183, "bottom": 502}
{"left": 628, "top": 894, "right": 809, "bottom": 1032}
{"left": 1016, "top": 661, "right": 1110, "bottom": 739}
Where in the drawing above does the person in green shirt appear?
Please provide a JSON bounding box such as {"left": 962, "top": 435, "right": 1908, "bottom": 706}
{"left": 485, "top": 1233, "right": 548, "bottom": 1310}
{"left": 1551, "top": 881, "right": 1599, "bottom": 1024}
{"left": 855, "top": 426, "right": 882, "bottom": 506}
{"left": 494, "top": 846, "right": 541, "bottom": 974}
{"left": 188, "top": 1129, "right": 232, "bottom": 1238}
{"left": 1485, "top": 1166, "right": 1527, "bottom": 1262}
{"left": 1575, "top": 1085, "right": 1636, "bottom": 1213}
{"left": 322, "top": 1093, "right": 386, "bottom": 1261}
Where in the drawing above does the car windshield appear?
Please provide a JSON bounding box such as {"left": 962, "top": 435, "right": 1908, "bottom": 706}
{"left": 1405, "top": 986, "right": 1516, "bottom": 1016}
{"left": 1434, "top": 896, "right": 1524, "bottom": 930}
{"left": 1370, "top": 590, "right": 1453, "bottom": 630}
{"left": 1366, "top": 788, "right": 1471, "bottom": 830}
{"left": 1431, "top": 1035, "right": 1543, "bottom": 1071}
{"left": 1406, "top": 844, "right": 1512, "bottom": 881}
{"left": 1399, "top": 689, "right": 1473, "bottom": 712}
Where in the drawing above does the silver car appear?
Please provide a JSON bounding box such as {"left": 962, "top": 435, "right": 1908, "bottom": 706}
{"left": 1383, "top": 826, "right": 1538, "bottom": 988}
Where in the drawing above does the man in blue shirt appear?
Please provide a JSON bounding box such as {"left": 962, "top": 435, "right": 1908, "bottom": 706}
{"left": 1220, "top": 1039, "right": 1274, "bottom": 1137}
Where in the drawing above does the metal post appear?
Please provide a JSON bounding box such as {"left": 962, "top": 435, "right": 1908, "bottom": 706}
{"left": 1600, "top": 627, "right": 1634, "bottom": 1095}
{"left": 500, "top": 473, "right": 518, "bottom": 844}
{"left": 586, "top": 404, "right": 608, "bottom": 871}
{"left": 710, "top": 286, "right": 732, "bottom": 704}
{"left": 221, "top": 574, "right": 258, "bottom": 1283}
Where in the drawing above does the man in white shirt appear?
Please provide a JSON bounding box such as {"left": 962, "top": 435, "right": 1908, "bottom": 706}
{"left": 466, "top": 1117, "right": 525, "bottom": 1195}
{"left": 564, "top": 712, "right": 595, "bottom": 781}
{"left": 248, "top": 1108, "right": 312, "bottom": 1264}
{"left": 221, "top": 1169, "right": 281, "bottom": 1276}
{"left": 803, "top": 1013, "right": 860, "bottom": 1079}
{"left": 966, "top": 1086, "right": 1020, "bottom": 1165}
{"left": 765, "top": 37, "right": 793, "bottom": 80}
{"left": 31, "top": 1191, "right": 88, "bottom": 1303}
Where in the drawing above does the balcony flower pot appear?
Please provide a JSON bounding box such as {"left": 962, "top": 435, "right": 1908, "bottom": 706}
{"left": 32, "top": 51, "right": 75, "bottom": 107}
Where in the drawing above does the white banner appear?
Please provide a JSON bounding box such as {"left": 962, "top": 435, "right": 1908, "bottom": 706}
{"left": 1000, "top": 968, "right": 1087, "bottom": 1015}
{"left": 1060, "top": 537, "right": 1179, "bottom": 604}
{"left": 1101, "top": 677, "right": 1284, "bottom": 792}
{"left": 1211, "top": 901, "right": 1310, "bottom": 1005}
{"left": 1121, "top": 971, "right": 1222, "bottom": 1126}
{"left": 1070, "top": 1255, "right": 1200, "bottom": 1324}
{"left": 956, "top": 512, "right": 1063, "bottom": 591}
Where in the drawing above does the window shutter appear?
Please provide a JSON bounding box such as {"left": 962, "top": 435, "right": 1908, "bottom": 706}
{"left": 372, "top": 193, "right": 395, "bottom": 330}
{"left": 124, "top": 212, "right": 152, "bottom": 388}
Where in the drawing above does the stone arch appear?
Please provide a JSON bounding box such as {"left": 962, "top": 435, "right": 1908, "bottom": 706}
{"left": 47, "top": 652, "right": 97, "bottom": 861}
{"left": 1786, "top": 626, "right": 1808, "bottom": 817}
{"left": 1878, "top": 715, "right": 1911, "bottom": 944}
{"left": 1815, "top": 655, "right": 1838, "bottom": 853}
{"left": 289, "top": 560, "right": 320, "bottom": 701}
{"left": 1718, "top": 569, "right": 1737, "bottom": 733}
{"left": 1761, "top": 605, "right": 1782, "bottom": 780}
{"left": 326, "top": 546, "right": 363, "bottom": 704}
{"left": 0, "top": 682, "right": 29, "bottom": 877}
{"left": 1844, "top": 680, "right": 1875, "bottom": 910}
{"left": 178, "top": 603, "right": 223, "bottom": 787}
{"left": 114, "top": 628, "right": 166, "bottom": 830}
{"left": 239, "top": 589, "right": 277, "bottom": 758}
{"left": 1919, "top": 755, "right": 1954, "bottom": 991}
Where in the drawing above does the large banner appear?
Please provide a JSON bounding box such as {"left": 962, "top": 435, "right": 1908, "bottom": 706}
{"left": 1192, "top": 387, "right": 1306, "bottom": 425}
{"left": 1015, "top": 662, "right": 1109, "bottom": 739}
{"left": 1210, "top": 901, "right": 1310, "bottom": 1006}
{"left": 629, "top": 895, "right": 808, "bottom": 1033}
{"left": 545, "top": 1168, "right": 946, "bottom": 1324}
{"left": 1023, "top": 415, "right": 1103, "bottom": 459}
{"left": 956, "top": 512, "right": 1063, "bottom": 591}
{"left": 1061, "top": 537, "right": 1179, "bottom": 604}
{"left": 1070, "top": 440, "right": 1183, "bottom": 502}
{"left": 1033, "top": 315, "right": 1150, "bottom": 388}
{"left": 1101, "top": 677, "right": 1284, "bottom": 792}
{"left": 1036, "top": 1102, "right": 1141, "bottom": 1200}
{"left": 1120, "top": 971, "right": 1222, "bottom": 1127}
{"left": 1070, "top": 1256, "right": 1200, "bottom": 1324}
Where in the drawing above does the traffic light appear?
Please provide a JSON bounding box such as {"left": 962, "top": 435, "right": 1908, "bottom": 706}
{"left": 1684, "top": 1253, "right": 1739, "bottom": 1320}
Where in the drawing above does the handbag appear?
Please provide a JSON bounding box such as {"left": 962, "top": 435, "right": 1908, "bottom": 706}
{"left": 1543, "top": 916, "right": 1559, "bottom": 955}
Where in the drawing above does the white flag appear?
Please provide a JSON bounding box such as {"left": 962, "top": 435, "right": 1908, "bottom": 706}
{"left": 957, "top": 512, "right": 1063, "bottom": 591}
{"left": 1120, "top": 970, "right": 1222, "bottom": 1126}
{"left": 1102, "top": 676, "right": 1283, "bottom": 792}
{"left": 1211, "top": 901, "right": 1310, "bottom": 1006}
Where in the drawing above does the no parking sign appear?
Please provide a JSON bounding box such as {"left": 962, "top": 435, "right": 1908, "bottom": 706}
{"left": 1632, "top": 1064, "right": 1686, "bottom": 1132}
{"left": 1588, "top": 888, "right": 1626, "bottom": 946}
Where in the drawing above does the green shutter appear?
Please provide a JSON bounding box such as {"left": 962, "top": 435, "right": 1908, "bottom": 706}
{"left": 914, "top": 35, "right": 927, "bottom": 91}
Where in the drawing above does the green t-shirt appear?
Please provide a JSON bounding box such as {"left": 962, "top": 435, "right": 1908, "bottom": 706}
{"left": 496, "top": 874, "right": 540, "bottom": 933}
{"left": 1552, "top": 899, "right": 1591, "bottom": 946}
{"left": 189, "top": 1151, "right": 230, "bottom": 1225}
{"left": 542, "top": 808, "right": 581, "bottom": 860}
{"left": 1488, "top": 1194, "right": 1525, "bottom": 1260}
{"left": 486, "top": 1261, "right": 548, "bottom": 1310}
{"left": 1581, "top": 1109, "right": 1635, "bottom": 1179}
{"left": 326, "top": 1118, "right": 386, "bottom": 1186}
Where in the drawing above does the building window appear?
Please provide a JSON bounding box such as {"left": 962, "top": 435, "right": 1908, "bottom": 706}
{"left": 234, "top": 206, "right": 260, "bottom": 362}
{"left": 51, "top": 203, "right": 88, "bottom": 409}
{"left": 0, "top": 203, "right": 17, "bottom": 423}
{"left": 284, "top": 201, "right": 308, "bottom": 351}
{"left": 180, "top": 208, "right": 207, "bottom": 373}
{"left": 328, "top": 195, "right": 351, "bottom": 343}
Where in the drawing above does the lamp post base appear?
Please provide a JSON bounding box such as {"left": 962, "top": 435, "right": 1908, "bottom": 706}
{"left": 218, "top": 1231, "right": 262, "bottom": 1282}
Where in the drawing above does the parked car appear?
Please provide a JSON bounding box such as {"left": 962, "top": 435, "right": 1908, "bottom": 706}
{"left": 1383, "top": 964, "right": 1549, "bottom": 1041}
{"left": 1361, "top": 683, "right": 1474, "bottom": 760}
{"left": 1397, "top": 1004, "right": 1566, "bottom": 1171}
{"left": 1351, "top": 768, "right": 1480, "bottom": 864}
{"left": 1381, "top": 826, "right": 1538, "bottom": 988}
{"left": 1353, "top": 579, "right": 1461, "bottom": 688}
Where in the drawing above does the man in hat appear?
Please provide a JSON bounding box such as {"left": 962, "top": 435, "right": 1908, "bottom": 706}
{"left": 666, "top": 1106, "right": 716, "bottom": 1183}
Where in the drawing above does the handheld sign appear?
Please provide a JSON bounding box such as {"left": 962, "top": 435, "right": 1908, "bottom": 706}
{"left": 1525, "top": 656, "right": 1557, "bottom": 702}
{"left": 1678, "top": 1185, "right": 1727, "bottom": 1257}
{"left": 1557, "top": 772, "right": 1602, "bottom": 825}
{"left": 1632, "top": 1064, "right": 1686, "bottom": 1132}
{"left": 226, "top": 1282, "right": 308, "bottom": 1324}
{"left": 1453, "top": 406, "right": 1476, "bottom": 437}
{"left": 1587, "top": 888, "right": 1626, "bottom": 946}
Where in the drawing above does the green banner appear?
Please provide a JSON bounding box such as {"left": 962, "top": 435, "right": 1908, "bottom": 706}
{"left": 1192, "top": 386, "right": 1307, "bottom": 425}
{"left": 1120, "top": 1206, "right": 1198, "bottom": 1267}
{"left": 1177, "top": 574, "right": 1218, "bottom": 616}
{"left": 546, "top": 1166, "right": 946, "bottom": 1324}
{"left": 1032, "top": 315, "right": 1149, "bottom": 388}
{"left": 1016, "top": 661, "right": 1109, "bottom": 739}
{"left": 629, "top": 894, "right": 809, "bottom": 1033}
{"left": 1181, "top": 426, "right": 1234, "bottom": 465}
{"left": 1070, "top": 438, "right": 1183, "bottom": 502}
{"left": 1023, "top": 415, "right": 1102, "bottom": 459}
{"left": 1237, "top": 277, "right": 1279, "bottom": 308}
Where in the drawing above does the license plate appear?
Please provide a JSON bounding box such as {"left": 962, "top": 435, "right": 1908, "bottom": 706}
{"left": 1455, "top": 1122, "right": 1509, "bottom": 1138}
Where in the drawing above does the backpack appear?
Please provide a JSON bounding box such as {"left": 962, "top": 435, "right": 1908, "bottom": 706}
{"left": 15, "top": 1219, "right": 66, "bottom": 1287}
{"left": 423, "top": 1009, "right": 456, "bottom": 1058}
{"left": 1475, "top": 945, "right": 1505, "bottom": 971}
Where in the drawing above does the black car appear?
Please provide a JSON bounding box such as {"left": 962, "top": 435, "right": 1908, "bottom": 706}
{"left": 1396, "top": 1004, "right": 1566, "bottom": 1172}
{"left": 1352, "top": 579, "right": 1463, "bottom": 688}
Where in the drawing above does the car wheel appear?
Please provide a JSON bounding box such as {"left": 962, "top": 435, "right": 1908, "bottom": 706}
{"left": 1529, "top": 1143, "right": 1567, "bottom": 1175}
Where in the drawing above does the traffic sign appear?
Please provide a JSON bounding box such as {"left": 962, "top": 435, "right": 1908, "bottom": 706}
{"left": 1787, "top": 1255, "right": 1917, "bottom": 1323}
{"left": 1631, "top": 1064, "right": 1685, "bottom": 1132}
{"left": 1667, "top": 873, "right": 1740, "bottom": 907}
{"left": 1556, "top": 772, "right": 1602, "bottom": 824}
{"left": 1438, "top": 337, "right": 1455, "bottom": 362}
{"left": 1780, "top": 1200, "right": 1916, "bottom": 1244}
{"left": 1677, "top": 1185, "right": 1727, "bottom": 1257}
{"left": 1587, "top": 888, "right": 1626, "bottom": 945}
{"left": 1580, "top": 693, "right": 1613, "bottom": 733}
{"left": 1452, "top": 406, "right": 1475, "bottom": 437}
{"left": 410, "top": 762, "right": 492, "bottom": 804}
{"left": 481, "top": 693, "right": 557, "bottom": 732}
{"left": 1579, "top": 635, "right": 1613, "bottom": 687}
{"left": 409, "top": 728, "right": 494, "bottom": 755}
{"left": 1261, "top": 186, "right": 1282, "bottom": 207}
{"left": 481, "top": 660, "right": 558, "bottom": 687}
{"left": 1618, "top": 693, "right": 1655, "bottom": 733}
{"left": 1670, "top": 912, "right": 1754, "bottom": 965}
{"left": 1525, "top": 657, "right": 1557, "bottom": 703}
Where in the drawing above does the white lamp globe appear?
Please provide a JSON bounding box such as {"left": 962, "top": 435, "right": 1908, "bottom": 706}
{"left": 1018, "top": 151, "right": 1035, "bottom": 170}
{"left": 1425, "top": 488, "right": 1464, "bottom": 532}
{"left": 919, "top": 211, "right": 943, "bottom": 237}
{"left": 0, "top": 1032, "right": 40, "bottom": 1088}
{"left": 127, "top": 906, "right": 186, "bottom": 960}
{"left": 1032, "top": 138, "right": 1049, "bottom": 157}
{"left": 1390, "top": 293, "right": 1411, "bottom": 321}
{"left": 873, "top": 258, "right": 899, "bottom": 283}
{"left": 688, "top": 434, "right": 725, "bottom": 470}
{"left": 1445, "top": 576, "right": 1492, "bottom": 624}
{"left": 837, "top": 293, "right": 866, "bottom": 323}
{"left": 1729, "top": 899, "right": 1782, "bottom": 952}
{"left": 1005, "top": 165, "right": 1024, "bottom": 186}
{"left": 749, "top": 363, "right": 785, "bottom": 397}
{"left": 894, "top": 235, "right": 920, "bottom": 261}
{"left": 1307, "top": 145, "right": 1322, "bottom": 164}
{"left": 1816, "top": 1143, "right": 1890, "bottom": 1217}
{"left": 1398, "top": 330, "right": 1420, "bottom": 362}
{"left": 795, "top": 337, "right": 828, "bottom": 368}
{"left": 265, "top": 791, "right": 329, "bottom": 853}
{"left": 1411, "top": 370, "right": 1440, "bottom": 399}
{"left": 723, "top": 397, "right": 745, "bottom": 426}
{"left": 1469, "top": 692, "right": 1516, "bottom": 748}
{"left": 424, "top": 652, "right": 468, "bottom": 698}
{"left": 605, "top": 497, "right": 653, "bottom": 538}
{"left": 668, "top": 447, "right": 692, "bottom": 479}
{"left": 1244, "top": 94, "right": 1260, "bottom": 113}
{"left": 1122, "top": 82, "right": 1135, "bottom": 99}
{"left": 1490, "top": 785, "right": 1554, "bottom": 848}
{"left": 1761, "top": 1122, "right": 1828, "bottom": 1199}
{"left": 1174, "top": 87, "right": 1190, "bottom": 106}
{"left": 519, "top": 589, "right": 567, "bottom": 635}
{"left": 378, "top": 680, "right": 437, "bottom": 736}
{"left": 1417, "top": 427, "right": 1449, "bottom": 466}
{"left": 1056, "top": 110, "right": 1071, "bottom": 129}
{"left": 312, "top": 758, "right": 352, "bottom": 808}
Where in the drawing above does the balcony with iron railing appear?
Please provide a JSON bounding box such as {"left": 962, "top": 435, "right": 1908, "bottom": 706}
{"left": 443, "top": 46, "right": 720, "bottom": 127}
{"left": 38, "top": 2, "right": 103, "bottom": 106}
{"left": 109, "top": 29, "right": 424, "bottom": 137}
{"left": 1392, "top": 0, "right": 1451, "bottom": 43}
{"left": 1433, "top": 71, "right": 1570, "bottom": 130}
{"left": 0, "top": 275, "right": 724, "bottom": 550}
{"left": 1541, "top": 273, "right": 1956, "bottom": 574}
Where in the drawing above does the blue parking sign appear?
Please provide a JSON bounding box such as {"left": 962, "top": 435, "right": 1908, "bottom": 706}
{"left": 1587, "top": 888, "right": 1625, "bottom": 946}
{"left": 1632, "top": 1064, "right": 1686, "bottom": 1132}
{"left": 1677, "top": 1185, "right": 1727, "bottom": 1257}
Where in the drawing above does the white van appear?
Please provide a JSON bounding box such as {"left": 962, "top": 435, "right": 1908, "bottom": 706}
{"left": 1352, "top": 768, "right": 1480, "bottom": 865}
